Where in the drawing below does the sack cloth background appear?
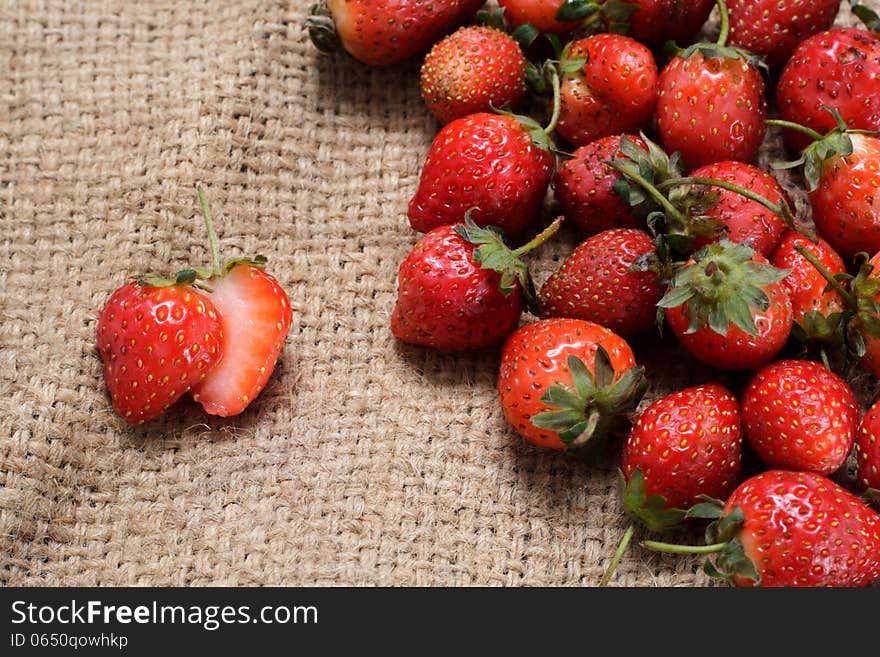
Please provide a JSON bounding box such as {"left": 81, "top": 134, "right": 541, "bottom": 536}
{"left": 2, "top": 1, "right": 877, "bottom": 586}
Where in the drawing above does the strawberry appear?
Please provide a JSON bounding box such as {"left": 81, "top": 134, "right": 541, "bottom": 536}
{"left": 660, "top": 239, "right": 793, "bottom": 370}
{"left": 773, "top": 111, "right": 880, "bottom": 259}
{"left": 811, "top": 132, "right": 880, "bottom": 259}
{"left": 623, "top": 384, "right": 743, "bottom": 514}
{"left": 408, "top": 112, "right": 555, "bottom": 236}
{"left": 770, "top": 230, "right": 846, "bottom": 325}
{"left": 644, "top": 470, "right": 880, "bottom": 587}
{"left": 555, "top": 34, "right": 658, "bottom": 148}
{"left": 688, "top": 161, "right": 790, "bottom": 257}
{"left": 727, "top": 0, "right": 842, "bottom": 68}
{"left": 496, "top": 0, "right": 581, "bottom": 35}
{"left": 625, "top": 0, "right": 715, "bottom": 47}
{"left": 777, "top": 28, "right": 880, "bottom": 152}
{"left": 497, "top": 318, "right": 646, "bottom": 454}
{"left": 97, "top": 283, "right": 223, "bottom": 424}
{"left": 420, "top": 26, "right": 527, "bottom": 125}
{"left": 791, "top": 245, "right": 880, "bottom": 377}
{"left": 97, "top": 189, "right": 292, "bottom": 421}
{"left": 856, "top": 400, "right": 880, "bottom": 491}
{"left": 391, "top": 216, "right": 560, "bottom": 351}
{"left": 538, "top": 228, "right": 665, "bottom": 338}
{"left": 741, "top": 360, "right": 858, "bottom": 474}
{"left": 555, "top": 134, "right": 648, "bottom": 233}
{"left": 602, "top": 382, "right": 743, "bottom": 586}
{"left": 499, "top": 0, "right": 712, "bottom": 44}
{"left": 656, "top": 2, "right": 766, "bottom": 169}
{"left": 188, "top": 193, "right": 292, "bottom": 418}
{"left": 304, "top": 0, "right": 483, "bottom": 66}
{"left": 191, "top": 267, "right": 292, "bottom": 418}
{"left": 608, "top": 134, "right": 798, "bottom": 260}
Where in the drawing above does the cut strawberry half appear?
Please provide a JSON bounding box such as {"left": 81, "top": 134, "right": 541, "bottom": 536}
{"left": 192, "top": 263, "right": 291, "bottom": 416}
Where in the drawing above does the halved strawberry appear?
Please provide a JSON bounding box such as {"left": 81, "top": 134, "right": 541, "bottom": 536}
{"left": 188, "top": 192, "right": 292, "bottom": 417}
{"left": 97, "top": 282, "right": 223, "bottom": 423}
{"left": 192, "top": 264, "right": 291, "bottom": 416}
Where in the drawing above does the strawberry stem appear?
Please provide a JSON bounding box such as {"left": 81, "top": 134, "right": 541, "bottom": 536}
{"left": 658, "top": 176, "right": 795, "bottom": 228}
{"left": 765, "top": 119, "right": 825, "bottom": 143}
{"left": 716, "top": 0, "right": 730, "bottom": 47}
{"left": 793, "top": 244, "right": 858, "bottom": 308}
{"left": 609, "top": 162, "right": 689, "bottom": 226}
{"left": 641, "top": 540, "right": 726, "bottom": 555}
{"left": 599, "top": 524, "right": 635, "bottom": 587}
{"left": 197, "top": 187, "right": 222, "bottom": 278}
{"left": 544, "top": 66, "right": 562, "bottom": 136}
{"left": 511, "top": 217, "right": 563, "bottom": 257}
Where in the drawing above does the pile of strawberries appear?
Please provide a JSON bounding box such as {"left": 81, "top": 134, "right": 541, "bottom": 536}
{"left": 307, "top": 0, "right": 880, "bottom": 587}
{"left": 95, "top": 0, "right": 880, "bottom": 587}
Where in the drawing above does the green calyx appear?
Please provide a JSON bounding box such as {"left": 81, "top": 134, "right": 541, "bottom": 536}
{"left": 789, "top": 310, "right": 847, "bottom": 367}
{"left": 138, "top": 187, "right": 267, "bottom": 290}
{"left": 499, "top": 63, "right": 561, "bottom": 151}
{"left": 610, "top": 134, "right": 727, "bottom": 258}
{"left": 641, "top": 498, "right": 762, "bottom": 586}
{"left": 770, "top": 106, "right": 880, "bottom": 191}
{"left": 623, "top": 468, "right": 687, "bottom": 532}
{"left": 851, "top": 1, "right": 880, "bottom": 35}
{"left": 845, "top": 256, "right": 880, "bottom": 358}
{"left": 555, "top": 0, "right": 603, "bottom": 22}
{"left": 675, "top": 0, "right": 765, "bottom": 70}
{"left": 792, "top": 244, "right": 880, "bottom": 360}
{"left": 554, "top": 0, "right": 640, "bottom": 34}
{"left": 530, "top": 348, "right": 647, "bottom": 458}
{"left": 658, "top": 238, "right": 791, "bottom": 336}
{"left": 303, "top": 4, "right": 340, "bottom": 55}
{"left": 454, "top": 212, "right": 561, "bottom": 315}
{"left": 601, "top": 470, "right": 725, "bottom": 587}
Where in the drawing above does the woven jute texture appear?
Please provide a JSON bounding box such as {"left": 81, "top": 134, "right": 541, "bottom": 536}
{"left": 1, "top": 1, "right": 876, "bottom": 587}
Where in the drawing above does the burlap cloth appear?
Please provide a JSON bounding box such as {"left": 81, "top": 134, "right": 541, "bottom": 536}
{"left": 1, "top": 1, "right": 876, "bottom": 587}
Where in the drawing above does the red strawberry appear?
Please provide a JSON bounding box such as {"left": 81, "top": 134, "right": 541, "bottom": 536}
{"left": 656, "top": 2, "right": 767, "bottom": 170}
{"left": 497, "top": 318, "right": 645, "bottom": 454}
{"left": 856, "top": 400, "right": 880, "bottom": 491}
{"left": 420, "top": 26, "right": 527, "bottom": 125}
{"left": 555, "top": 134, "right": 648, "bottom": 233}
{"left": 625, "top": 0, "right": 715, "bottom": 47}
{"left": 645, "top": 470, "right": 880, "bottom": 587}
{"left": 305, "top": 0, "right": 483, "bottom": 66}
{"left": 790, "top": 245, "right": 880, "bottom": 377}
{"left": 97, "top": 190, "right": 292, "bottom": 421}
{"left": 538, "top": 228, "right": 664, "bottom": 338}
{"left": 391, "top": 216, "right": 560, "bottom": 351}
{"left": 189, "top": 194, "right": 291, "bottom": 418}
{"left": 623, "top": 383, "right": 743, "bottom": 513}
{"left": 408, "top": 112, "right": 554, "bottom": 236}
{"left": 191, "top": 264, "right": 292, "bottom": 417}
{"left": 777, "top": 28, "right": 880, "bottom": 152}
{"left": 742, "top": 360, "right": 858, "bottom": 474}
{"left": 602, "top": 382, "right": 743, "bottom": 586}
{"left": 771, "top": 230, "right": 846, "bottom": 324}
{"left": 556, "top": 34, "right": 658, "bottom": 148}
{"left": 688, "top": 161, "right": 790, "bottom": 257}
{"left": 97, "top": 283, "right": 223, "bottom": 424}
{"left": 661, "top": 239, "right": 793, "bottom": 370}
{"left": 727, "top": 0, "right": 842, "bottom": 68}
{"left": 810, "top": 132, "right": 880, "bottom": 259}
{"left": 496, "top": 0, "right": 581, "bottom": 35}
